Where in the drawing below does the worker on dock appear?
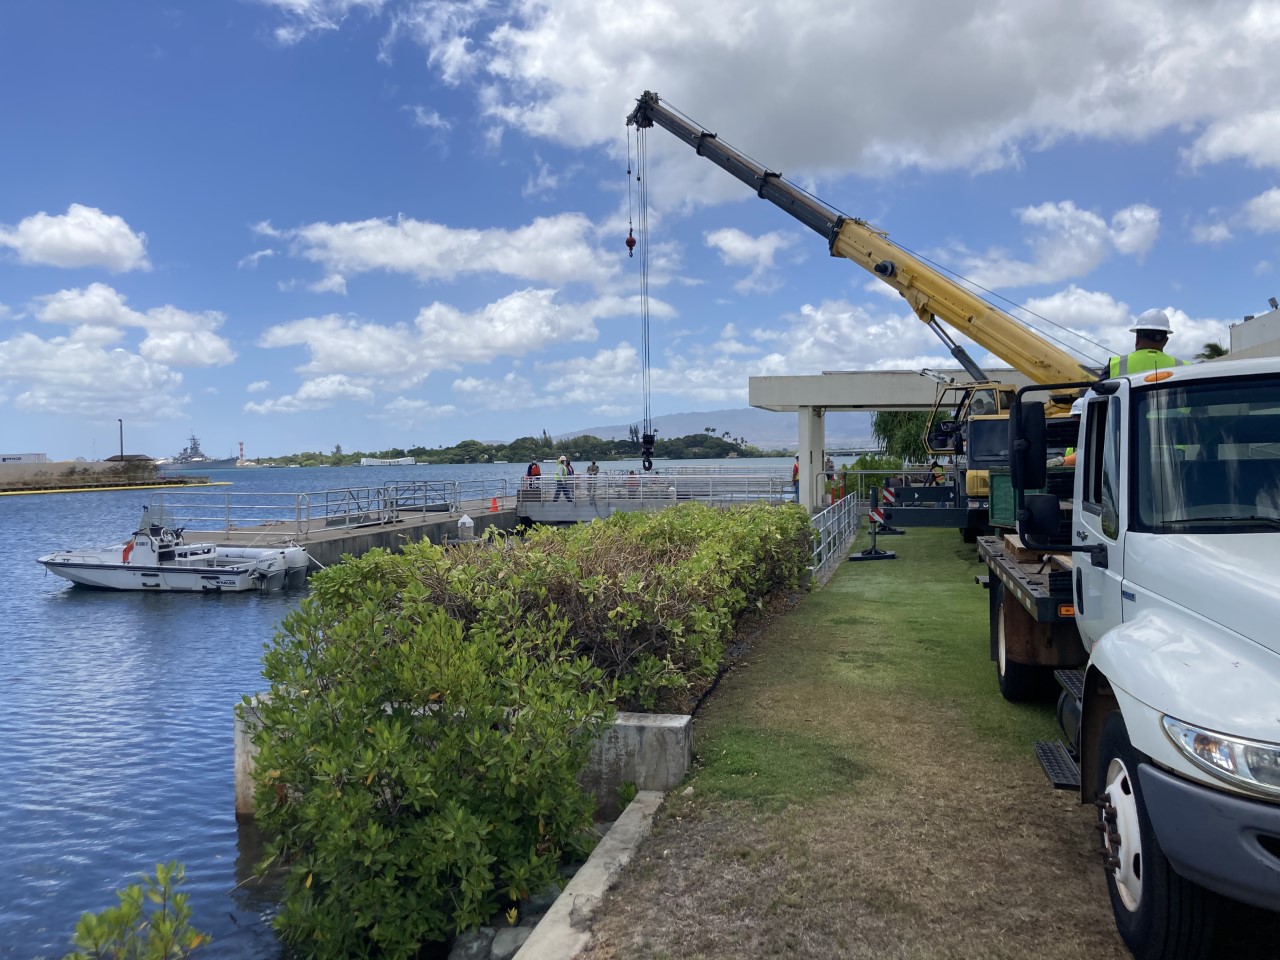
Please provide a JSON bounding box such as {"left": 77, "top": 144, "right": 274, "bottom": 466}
{"left": 553, "top": 455, "right": 574, "bottom": 502}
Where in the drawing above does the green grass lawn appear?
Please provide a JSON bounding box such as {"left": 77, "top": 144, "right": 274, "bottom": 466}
{"left": 695, "top": 525, "right": 1061, "bottom": 808}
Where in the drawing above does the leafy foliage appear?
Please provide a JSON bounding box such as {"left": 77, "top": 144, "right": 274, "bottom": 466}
{"left": 263, "top": 430, "right": 787, "bottom": 466}
{"left": 871, "top": 411, "right": 930, "bottom": 463}
{"left": 386, "top": 502, "right": 813, "bottom": 709}
{"left": 63, "top": 861, "right": 208, "bottom": 959}
{"left": 249, "top": 501, "right": 812, "bottom": 956}
{"left": 252, "top": 601, "right": 610, "bottom": 957}
{"left": 1194, "top": 341, "right": 1228, "bottom": 360}
{"left": 840, "top": 453, "right": 907, "bottom": 496}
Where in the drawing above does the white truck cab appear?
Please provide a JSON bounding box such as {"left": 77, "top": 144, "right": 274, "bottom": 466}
{"left": 1012, "top": 357, "right": 1280, "bottom": 958}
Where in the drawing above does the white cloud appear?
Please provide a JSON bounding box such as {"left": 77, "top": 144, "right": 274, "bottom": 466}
{"left": 1184, "top": 108, "right": 1280, "bottom": 171}
{"left": 414, "top": 288, "right": 601, "bottom": 365}
{"left": 0, "top": 204, "right": 150, "bottom": 272}
{"left": 259, "top": 0, "right": 388, "bottom": 45}
{"left": 522, "top": 156, "right": 560, "bottom": 198}
{"left": 260, "top": 313, "right": 421, "bottom": 377}
{"left": 1242, "top": 188, "right": 1280, "bottom": 233}
{"left": 243, "top": 374, "right": 375, "bottom": 413}
{"left": 364, "top": 0, "right": 1280, "bottom": 182}
{"left": 452, "top": 372, "right": 540, "bottom": 409}
{"left": 33, "top": 283, "right": 236, "bottom": 367}
{"left": 1017, "top": 286, "right": 1230, "bottom": 362}
{"left": 705, "top": 228, "right": 799, "bottom": 293}
{"left": 238, "top": 248, "right": 277, "bottom": 269}
{"left": 404, "top": 104, "right": 450, "bottom": 130}
{"left": 309, "top": 273, "right": 348, "bottom": 294}
{"left": 377, "top": 396, "right": 458, "bottom": 420}
{"left": 0, "top": 331, "right": 186, "bottom": 417}
{"left": 952, "top": 202, "right": 1160, "bottom": 288}
{"left": 247, "top": 380, "right": 270, "bottom": 392}
{"left": 1191, "top": 222, "right": 1232, "bottom": 245}
{"left": 256, "top": 289, "right": 653, "bottom": 385}
{"left": 272, "top": 211, "right": 618, "bottom": 289}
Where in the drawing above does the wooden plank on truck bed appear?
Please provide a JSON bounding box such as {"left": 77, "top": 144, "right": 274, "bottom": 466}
{"left": 1002, "top": 533, "right": 1044, "bottom": 563}
{"left": 1051, "top": 554, "right": 1073, "bottom": 572}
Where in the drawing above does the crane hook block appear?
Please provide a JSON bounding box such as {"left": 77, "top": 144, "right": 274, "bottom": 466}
{"left": 626, "top": 232, "right": 636, "bottom": 257}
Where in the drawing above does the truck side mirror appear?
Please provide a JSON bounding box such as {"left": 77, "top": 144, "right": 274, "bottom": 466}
{"left": 1019, "top": 493, "right": 1060, "bottom": 539}
{"left": 1010, "top": 402, "right": 1046, "bottom": 491}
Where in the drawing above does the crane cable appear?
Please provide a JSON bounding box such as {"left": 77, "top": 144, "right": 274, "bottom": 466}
{"left": 628, "top": 123, "right": 656, "bottom": 470}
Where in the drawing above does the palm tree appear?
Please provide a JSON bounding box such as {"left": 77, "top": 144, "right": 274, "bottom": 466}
{"left": 1194, "top": 342, "right": 1228, "bottom": 361}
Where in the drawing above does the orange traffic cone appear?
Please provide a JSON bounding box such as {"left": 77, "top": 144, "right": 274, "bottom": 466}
{"left": 490, "top": 497, "right": 499, "bottom": 512}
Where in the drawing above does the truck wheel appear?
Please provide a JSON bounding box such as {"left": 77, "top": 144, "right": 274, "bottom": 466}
{"left": 1096, "top": 711, "right": 1217, "bottom": 960}
{"left": 992, "top": 582, "right": 1051, "bottom": 702}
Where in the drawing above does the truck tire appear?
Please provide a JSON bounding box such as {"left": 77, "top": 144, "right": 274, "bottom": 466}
{"left": 1096, "top": 711, "right": 1217, "bottom": 960}
{"left": 992, "top": 581, "right": 1052, "bottom": 702}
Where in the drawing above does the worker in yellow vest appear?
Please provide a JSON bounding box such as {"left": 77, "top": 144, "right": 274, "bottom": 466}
{"left": 1105, "top": 309, "right": 1188, "bottom": 377}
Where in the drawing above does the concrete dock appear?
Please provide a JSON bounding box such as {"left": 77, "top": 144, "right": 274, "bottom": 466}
{"left": 214, "top": 498, "right": 520, "bottom": 568}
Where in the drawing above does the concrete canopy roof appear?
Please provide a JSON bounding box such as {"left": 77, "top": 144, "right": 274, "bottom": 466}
{"left": 748, "top": 368, "right": 1035, "bottom": 413}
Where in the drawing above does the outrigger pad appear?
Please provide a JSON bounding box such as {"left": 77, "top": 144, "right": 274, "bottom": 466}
{"left": 848, "top": 548, "right": 896, "bottom": 562}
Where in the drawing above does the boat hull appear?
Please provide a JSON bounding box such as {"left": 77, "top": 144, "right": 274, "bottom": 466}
{"left": 36, "top": 541, "right": 294, "bottom": 593}
{"left": 37, "top": 558, "right": 271, "bottom": 592}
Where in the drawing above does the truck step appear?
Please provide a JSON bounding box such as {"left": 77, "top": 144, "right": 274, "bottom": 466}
{"left": 1054, "top": 668, "right": 1085, "bottom": 702}
{"left": 1034, "top": 740, "right": 1081, "bottom": 791}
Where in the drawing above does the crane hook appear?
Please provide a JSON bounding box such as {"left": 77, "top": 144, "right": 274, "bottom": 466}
{"left": 625, "top": 228, "right": 636, "bottom": 258}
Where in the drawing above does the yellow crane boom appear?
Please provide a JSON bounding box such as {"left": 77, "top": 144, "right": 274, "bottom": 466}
{"left": 626, "top": 91, "right": 1097, "bottom": 385}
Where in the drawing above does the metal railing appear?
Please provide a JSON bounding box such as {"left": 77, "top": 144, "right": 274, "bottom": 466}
{"left": 148, "top": 479, "right": 515, "bottom": 539}
{"left": 145, "top": 473, "right": 865, "bottom": 585}
{"left": 808, "top": 492, "right": 866, "bottom": 585}
{"left": 516, "top": 471, "right": 793, "bottom": 507}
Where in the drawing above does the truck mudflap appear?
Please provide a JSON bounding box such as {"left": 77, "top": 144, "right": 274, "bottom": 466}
{"left": 1139, "top": 763, "right": 1280, "bottom": 911}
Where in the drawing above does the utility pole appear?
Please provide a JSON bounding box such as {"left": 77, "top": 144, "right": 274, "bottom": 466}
{"left": 118, "top": 419, "right": 124, "bottom": 459}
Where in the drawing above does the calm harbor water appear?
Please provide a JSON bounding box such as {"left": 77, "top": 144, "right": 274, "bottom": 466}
{"left": 2, "top": 459, "right": 789, "bottom": 959}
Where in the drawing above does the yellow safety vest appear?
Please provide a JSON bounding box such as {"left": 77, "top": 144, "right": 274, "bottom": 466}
{"left": 1109, "top": 349, "right": 1187, "bottom": 377}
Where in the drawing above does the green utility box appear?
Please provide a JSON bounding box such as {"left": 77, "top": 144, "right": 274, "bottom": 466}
{"left": 988, "top": 467, "right": 1075, "bottom": 530}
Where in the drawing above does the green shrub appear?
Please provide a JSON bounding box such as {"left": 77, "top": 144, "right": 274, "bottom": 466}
{"left": 249, "top": 500, "right": 812, "bottom": 955}
{"left": 389, "top": 502, "right": 813, "bottom": 709}
{"left": 251, "top": 583, "right": 613, "bottom": 958}
{"left": 63, "top": 861, "right": 208, "bottom": 959}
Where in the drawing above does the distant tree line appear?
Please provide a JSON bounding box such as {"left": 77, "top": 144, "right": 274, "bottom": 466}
{"left": 263, "top": 427, "right": 790, "bottom": 467}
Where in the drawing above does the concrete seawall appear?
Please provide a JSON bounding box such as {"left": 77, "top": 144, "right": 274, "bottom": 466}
{"left": 234, "top": 700, "right": 690, "bottom": 819}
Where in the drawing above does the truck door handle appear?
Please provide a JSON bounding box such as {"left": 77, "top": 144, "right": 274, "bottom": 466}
{"left": 1075, "top": 568, "right": 1084, "bottom": 616}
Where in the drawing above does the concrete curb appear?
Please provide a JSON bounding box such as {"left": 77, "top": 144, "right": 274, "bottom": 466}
{"left": 513, "top": 790, "right": 665, "bottom": 960}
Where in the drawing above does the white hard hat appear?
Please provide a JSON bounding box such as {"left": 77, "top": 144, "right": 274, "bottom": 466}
{"left": 1070, "top": 398, "right": 1084, "bottom": 416}
{"left": 1130, "top": 308, "right": 1172, "bottom": 334}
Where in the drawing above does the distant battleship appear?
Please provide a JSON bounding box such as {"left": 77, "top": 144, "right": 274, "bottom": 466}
{"left": 157, "top": 434, "right": 238, "bottom": 470}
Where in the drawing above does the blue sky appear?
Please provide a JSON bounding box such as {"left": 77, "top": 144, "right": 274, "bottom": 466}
{"left": 1, "top": 0, "right": 1277, "bottom": 461}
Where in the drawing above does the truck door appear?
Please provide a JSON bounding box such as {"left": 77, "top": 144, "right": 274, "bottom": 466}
{"left": 1074, "top": 392, "right": 1127, "bottom": 651}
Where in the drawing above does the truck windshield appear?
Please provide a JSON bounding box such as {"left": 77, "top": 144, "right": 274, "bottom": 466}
{"left": 1134, "top": 375, "right": 1280, "bottom": 533}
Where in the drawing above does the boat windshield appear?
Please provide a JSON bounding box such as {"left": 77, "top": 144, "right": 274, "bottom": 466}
{"left": 1133, "top": 375, "right": 1280, "bottom": 533}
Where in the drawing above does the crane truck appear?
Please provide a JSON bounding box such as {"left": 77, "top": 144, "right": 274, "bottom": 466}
{"left": 628, "top": 91, "right": 1280, "bottom": 957}
{"left": 984, "top": 364, "right": 1280, "bottom": 959}
{"left": 626, "top": 90, "right": 1094, "bottom": 539}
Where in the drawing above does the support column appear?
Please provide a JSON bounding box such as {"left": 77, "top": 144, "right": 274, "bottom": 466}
{"left": 797, "top": 406, "right": 826, "bottom": 513}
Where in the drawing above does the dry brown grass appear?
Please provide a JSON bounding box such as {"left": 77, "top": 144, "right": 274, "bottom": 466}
{"left": 579, "top": 528, "right": 1277, "bottom": 960}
